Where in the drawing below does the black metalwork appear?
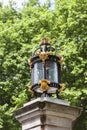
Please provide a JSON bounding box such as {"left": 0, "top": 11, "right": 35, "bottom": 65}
{"left": 28, "top": 38, "right": 64, "bottom": 98}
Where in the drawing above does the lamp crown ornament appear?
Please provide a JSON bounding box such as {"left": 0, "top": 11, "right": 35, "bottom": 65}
{"left": 28, "top": 38, "right": 64, "bottom": 98}
{"left": 41, "top": 37, "right": 50, "bottom": 44}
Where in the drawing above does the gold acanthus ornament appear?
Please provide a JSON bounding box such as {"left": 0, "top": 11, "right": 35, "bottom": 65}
{"left": 58, "top": 56, "right": 64, "bottom": 64}
{"left": 28, "top": 58, "right": 32, "bottom": 71}
{"left": 39, "top": 79, "right": 50, "bottom": 91}
{"left": 28, "top": 87, "right": 34, "bottom": 97}
{"left": 36, "top": 51, "right": 52, "bottom": 62}
{"left": 58, "top": 83, "right": 65, "bottom": 93}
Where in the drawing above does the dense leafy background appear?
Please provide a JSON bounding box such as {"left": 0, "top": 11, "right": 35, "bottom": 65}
{"left": 0, "top": 0, "right": 87, "bottom": 129}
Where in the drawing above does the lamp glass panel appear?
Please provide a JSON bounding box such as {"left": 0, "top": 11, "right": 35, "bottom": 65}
{"left": 46, "top": 61, "right": 58, "bottom": 83}
{"left": 33, "top": 62, "right": 43, "bottom": 84}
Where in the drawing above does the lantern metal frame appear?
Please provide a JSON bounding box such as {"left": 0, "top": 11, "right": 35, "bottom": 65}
{"left": 28, "top": 38, "right": 64, "bottom": 98}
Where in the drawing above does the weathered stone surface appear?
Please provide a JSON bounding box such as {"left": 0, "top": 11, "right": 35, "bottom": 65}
{"left": 14, "top": 97, "right": 82, "bottom": 130}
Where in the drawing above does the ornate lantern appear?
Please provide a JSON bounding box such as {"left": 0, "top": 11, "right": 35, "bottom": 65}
{"left": 28, "top": 38, "right": 64, "bottom": 98}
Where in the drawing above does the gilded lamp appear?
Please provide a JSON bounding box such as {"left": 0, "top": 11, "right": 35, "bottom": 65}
{"left": 28, "top": 38, "right": 64, "bottom": 98}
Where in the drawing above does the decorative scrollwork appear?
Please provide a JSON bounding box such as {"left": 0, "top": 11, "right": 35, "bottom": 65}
{"left": 39, "top": 79, "right": 50, "bottom": 91}
{"left": 58, "top": 56, "right": 64, "bottom": 64}
{"left": 37, "top": 52, "right": 52, "bottom": 62}
{"left": 58, "top": 83, "right": 65, "bottom": 93}
{"left": 28, "top": 87, "right": 34, "bottom": 97}
{"left": 41, "top": 37, "right": 50, "bottom": 44}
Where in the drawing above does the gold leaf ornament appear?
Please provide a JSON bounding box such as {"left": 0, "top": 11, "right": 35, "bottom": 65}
{"left": 58, "top": 56, "right": 64, "bottom": 64}
{"left": 39, "top": 79, "right": 50, "bottom": 91}
{"left": 59, "top": 83, "right": 65, "bottom": 93}
{"left": 37, "top": 52, "right": 52, "bottom": 62}
{"left": 28, "top": 87, "right": 34, "bottom": 97}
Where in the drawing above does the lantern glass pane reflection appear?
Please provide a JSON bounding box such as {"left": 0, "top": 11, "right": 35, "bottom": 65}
{"left": 32, "top": 60, "right": 58, "bottom": 85}
{"left": 32, "top": 62, "right": 43, "bottom": 84}
{"left": 46, "top": 61, "right": 58, "bottom": 83}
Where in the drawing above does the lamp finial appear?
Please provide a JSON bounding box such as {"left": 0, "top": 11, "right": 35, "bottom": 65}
{"left": 41, "top": 37, "right": 50, "bottom": 44}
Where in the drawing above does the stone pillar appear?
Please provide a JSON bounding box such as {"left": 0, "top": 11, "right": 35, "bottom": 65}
{"left": 14, "top": 97, "right": 82, "bottom": 130}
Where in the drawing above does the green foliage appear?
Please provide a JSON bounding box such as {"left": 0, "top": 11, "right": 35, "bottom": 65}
{"left": 0, "top": 0, "right": 87, "bottom": 129}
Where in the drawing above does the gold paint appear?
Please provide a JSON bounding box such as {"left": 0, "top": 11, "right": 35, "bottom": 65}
{"left": 28, "top": 87, "right": 34, "bottom": 97}
{"left": 28, "top": 58, "right": 32, "bottom": 70}
{"left": 39, "top": 52, "right": 49, "bottom": 62}
{"left": 58, "top": 56, "right": 64, "bottom": 64}
{"left": 39, "top": 79, "right": 50, "bottom": 91}
{"left": 41, "top": 38, "right": 50, "bottom": 44}
{"left": 58, "top": 83, "right": 65, "bottom": 93}
{"left": 37, "top": 52, "right": 52, "bottom": 62}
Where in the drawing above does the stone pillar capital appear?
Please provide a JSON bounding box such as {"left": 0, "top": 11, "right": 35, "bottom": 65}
{"left": 14, "top": 97, "right": 82, "bottom": 130}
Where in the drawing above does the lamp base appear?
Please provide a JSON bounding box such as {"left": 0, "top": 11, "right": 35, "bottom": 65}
{"left": 29, "top": 81, "right": 64, "bottom": 99}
